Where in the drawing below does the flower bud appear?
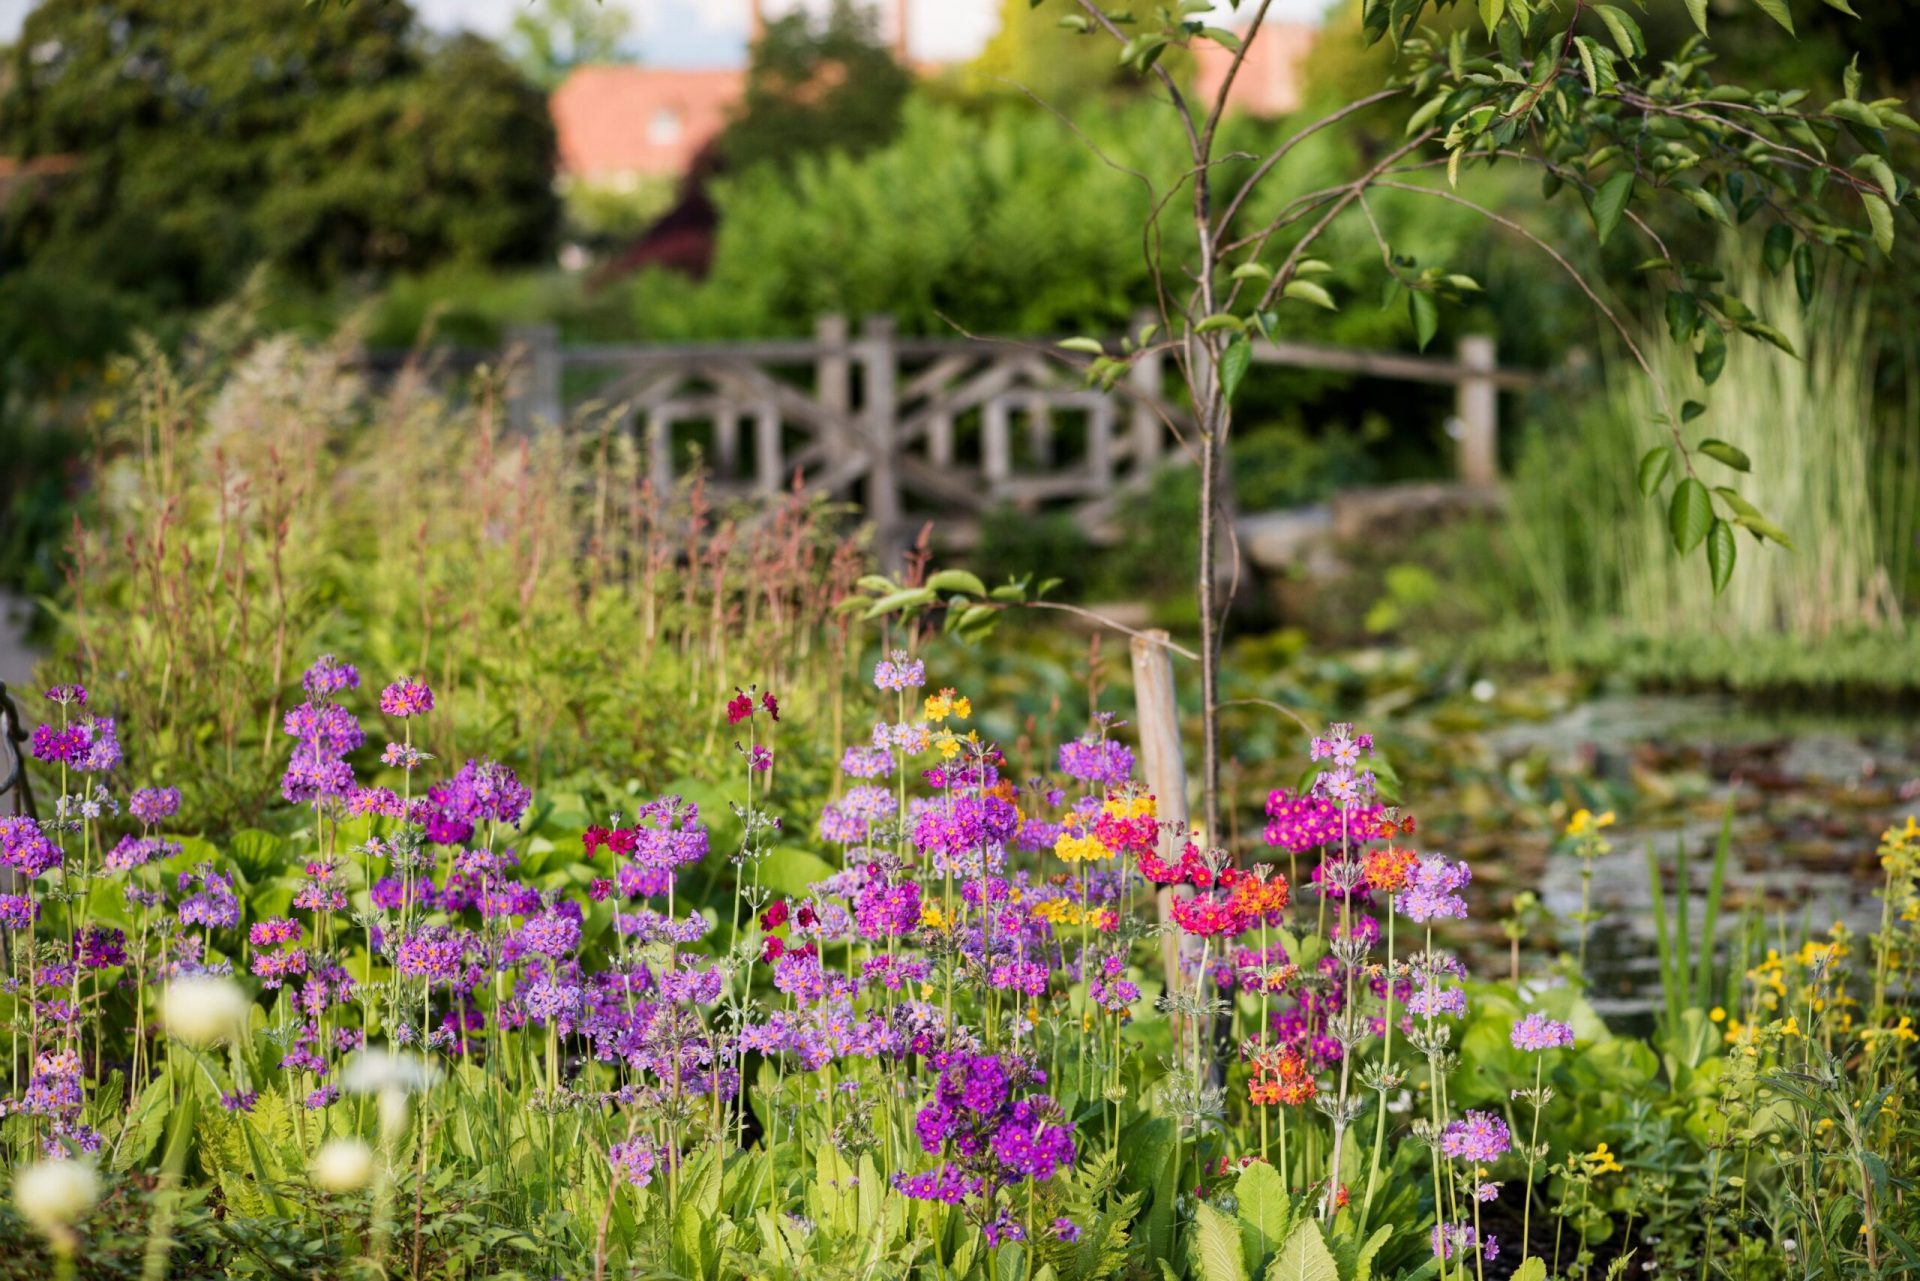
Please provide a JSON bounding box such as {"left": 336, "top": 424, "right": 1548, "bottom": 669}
{"left": 13, "top": 1159, "right": 98, "bottom": 1236}
{"left": 311, "top": 1138, "right": 375, "bottom": 1193}
{"left": 162, "top": 975, "right": 251, "bottom": 1047}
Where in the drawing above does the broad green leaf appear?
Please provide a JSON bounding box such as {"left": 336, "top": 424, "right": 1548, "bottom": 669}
{"left": 924, "top": 569, "right": 987, "bottom": 597}
{"left": 1235, "top": 1161, "right": 1293, "bottom": 1271}
{"left": 1762, "top": 223, "right": 1793, "bottom": 275}
{"left": 1750, "top": 0, "right": 1794, "bottom": 33}
{"left": 1697, "top": 328, "right": 1727, "bottom": 384}
{"left": 1265, "top": 1218, "right": 1339, "bottom": 1281}
{"left": 1057, "top": 337, "right": 1105, "bottom": 355}
{"left": 1698, "top": 439, "right": 1751, "bottom": 472}
{"left": 1196, "top": 313, "right": 1246, "bottom": 334}
{"left": 862, "top": 586, "right": 936, "bottom": 619}
{"left": 1669, "top": 477, "right": 1714, "bottom": 554}
{"left": 1680, "top": 185, "right": 1731, "bottom": 226}
{"left": 1220, "top": 335, "right": 1253, "bottom": 405}
{"left": 1409, "top": 291, "right": 1439, "bottom": 351}
{"left": 1684, "top": 0, "right": 1708, "bottom": 33}
{"left": 1512, "top": 1261, "right": 1548, "bottom": 1281}
{"left": 1856, "top": 154, "right": 1898, "bottom": 201}
{"left": 1707, "top": 519, "right": 1737, "bottom": 595}
{"left": 1637, "top": 445, "right": 1673, "bottom": 496}
{"left": 1588, "top": 171, "right": 1634, "bottom": 246}
{"left": 1283, "top": 280, "right": 1337, "bottom": 311}
{"left": 1353, "top": 1225, "right": 1394, "bottom": 1281}
{"left": 1232, "top": 261, "right": 1274, "bottom": 281}
{"left": 1476, "top": 0, "right": 1505, "bottom": 35}
{"left": 1864, "top": 192, "right": 1895, "bottom": 257}
{"left": 1193, "top": 1201, "right": 1249, "bottom": 1281}
{"left": 1593, "top": 5, "right": 1644, "bottom": 57}
{"left": 1793, "top": 243, "right": 1815, "bottom": 304}
{"left": 1680, "top": 401, "right": 1707, "bottom": 423}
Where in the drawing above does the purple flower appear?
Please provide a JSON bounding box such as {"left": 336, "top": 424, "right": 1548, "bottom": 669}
{"left": 1398, "top": 854, "right": 1472, "bottom": 923}
{"left": 129, "top": 787, "right": 182, "bottom": 826}
{"left": 1057, "top": 736, "right": 1133, "bottom": 785}
{"left": 873, "top": 649, "right": 926, "bottom": 692}
{"left": 609, "top": 1139, "right": 656, "bottom": 1188}
{"left": 302, "top": 655, "right": 360, "bottom": 698}
{"left": 0, "top": 816, "right": 63, "bottom": 878}
{"left": 379, "top": 678, "right": 435, "bottom": 718}
{"left": 1511, "top": 1012, "right": 1576, "bottom": 1052}
{"left": 841, "top": 745, "right": 894, "bottom": 778}
{"left": 42, "top": 684, "right": 86, "bottom": 707}
{"left": 1441, "top": 1111, "right": 1512, "bottom": 1163}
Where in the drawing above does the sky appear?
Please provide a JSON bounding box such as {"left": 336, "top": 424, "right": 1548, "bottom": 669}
{"left": 0, "top": 0, "right": 1329, "bottom": 67}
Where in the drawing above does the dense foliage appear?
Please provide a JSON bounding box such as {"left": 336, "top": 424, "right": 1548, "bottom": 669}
{"left": 0, "top": 0, "right": 557, "bottom": 309}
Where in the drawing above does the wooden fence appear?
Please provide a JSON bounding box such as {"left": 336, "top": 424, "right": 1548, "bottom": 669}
{"left": 401, "top": 314, "right": 1536, "bottom": 556}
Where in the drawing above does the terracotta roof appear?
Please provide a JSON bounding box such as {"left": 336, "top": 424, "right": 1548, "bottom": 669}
{"left": 551, "top": 65, "right": 747, "bottom": 181}
{"left": 1192, "top": 22, "right": 1317, "bottom": 118}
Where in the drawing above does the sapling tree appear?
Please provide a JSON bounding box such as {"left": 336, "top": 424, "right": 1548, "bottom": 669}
{"left": 1044, "top": 0, "right": 1912, "bottom": 836}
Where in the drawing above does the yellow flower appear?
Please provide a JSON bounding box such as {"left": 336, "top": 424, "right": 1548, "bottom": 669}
{"left": 1566, "top": 808, "right": 1616, "bottom": 838}
{"left": 921, "top": 901, "right": 947, "bottom": 931}
{"left": 1709, "top": 1007, "right": 1726, "bottom": 1023}
{"left": 1582, "top": 1143, "right": 1623, "bottom": 1176}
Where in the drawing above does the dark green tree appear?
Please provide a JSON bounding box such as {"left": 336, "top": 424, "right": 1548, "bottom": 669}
{"left": 721, "top": 0, "right": 913, "bottom": 173}
{"left": 507, "top": 0, "right": 636, "bottom": 90}
{"left": 0, "top": 0, "right": 555, "bottom": 308}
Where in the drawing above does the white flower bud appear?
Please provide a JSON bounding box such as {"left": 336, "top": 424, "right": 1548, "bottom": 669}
{"left": 311, "top": 1138, "right": 375, "bottom": 1193}
{"left": 14, "top": 1159, "right": 99, "bottom": 1235}
{"left": 342, "top": 1047, "right": 440, "bottom": 1096}
{"left": 162, "top": 976, "right": 251, "bottom": 1047}
{"left": 378, "top": 1087, "right": 409, "bottom": 1140}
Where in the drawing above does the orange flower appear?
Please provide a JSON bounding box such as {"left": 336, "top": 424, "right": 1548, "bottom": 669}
{"left": 1361, "top": 845, "right": 1417, "bottom": 894}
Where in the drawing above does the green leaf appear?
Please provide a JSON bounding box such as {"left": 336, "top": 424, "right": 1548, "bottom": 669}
{"left": 861, "top": 586, "right": 936, "bottom": 619}
{"left": 1637, "top": 445, "right": 1673, "bottom": 496}
{"left": 1762, "top": 224, "right": 1794, "bottom": 276}
{"left": 1698, "top": 439, "right": 1751, "bottom": 472}
{"left": 1477, "top": 0, "right": 1505, "bottom": 36}
{"left": 924, "top": 569, "right": 987, "bottom": 597}
{"left": 1220, "top": 335, "right": 1253, "bottom": 406}
{"left": 1058, "top": 337, "right": 1106, "bottom": 355}
{"left": 1864, "top": 192, "right": 1895, "bottom": 257}
{"left": 1265, "top": 1219, "right": 1339, "bottom": 1281}
{"left": 1707, "top": 518, "right": 1737, "bottom": 594}
{"left": 1587, "top": 171, "right": 1634, "bottom": 246}
{"left": 1235, "top": 1161, "right": 1293, "bottom": 1272}
{"left": 1669, "top": 477, "right": 1714, "bottom": 554}
{"left": 1680, "top": 401, "right": 1707, "bottom": 423}
{"left": 1697, "top": 328, "right": 1727, "bottom": 384}
{"left": 1195, "top": 313, "right": 1246, "bottom": 334}
{"left": 1512, "top": 1260, "right": 1548, "bottom": 1281}
{"left": 1684, "top": 0, "right": 1709, "bottom": 32}
{"left": 1282, "top": 280, "right": 1337, "bottom": 311}
{"left": 1593, "top": 5, "right": 1645, "bottom": 57}
{"left": 1409, "top": 291, "right": 1439, "bottom": 351}
{"left": 1856, "top": 154, "right": 1899, "bottom": 201}
{"left": 1353, "top": 1226, "right": 1394, "bottom": 1281}
{"left": 1793, "top": 243, "right": 1815, "bottom": 304}
{"left": 1193, "top": 1201, "right": 1250, "bottom": 1281}
{"left": 1232, "top": 261, "right": 1274, "bottom": 282}
{"left": 1750, "top": 0, "right": 1794, "bottom": 33}
{"left": 1680, "top": 185, "right": 1732, "bottom": 226}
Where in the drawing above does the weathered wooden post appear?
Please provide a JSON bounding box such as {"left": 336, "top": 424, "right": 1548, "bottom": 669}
{"left": 505, "top": 323, "right": 562, "bottom": 433}
{"left": 860, "top": 315, "right": 903, "bottom": 567}
{"left": 1454, "top": 334, "right": 1498, "bottom": 486}
{"left": 1130, "top": 629, "right": 1188, "bottom": 1022}
{"left": 753, "top": 405, "right": 782, "bottom": 494}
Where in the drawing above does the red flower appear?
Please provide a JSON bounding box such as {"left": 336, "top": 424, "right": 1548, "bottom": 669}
{"left": 588, "top": 878, "right": 613, "bottom": 902}
{"left": 761, "top": 691, "right": 780, "bottom": 722}
{"left": 760, "top": 900, "right": 789, "bottom": 930}
{"left": 795, "top": 904, "right": 817, "bottom": 929}
{"left": 761, "top": 936, "right": 785, "bottom": 963}
{"left": 582, "top": 826, "right": 611, "bottom": 856}
{"left": 726, "top": 692, "right": 754, "bottom": 724}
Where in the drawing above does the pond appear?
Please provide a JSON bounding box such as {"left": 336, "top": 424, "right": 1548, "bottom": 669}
{"left": 1453, "top": 693, "right": 1913, "bottom": 1019}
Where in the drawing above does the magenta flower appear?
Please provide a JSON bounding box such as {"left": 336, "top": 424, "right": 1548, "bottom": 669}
{"left": 1440, "top": 1110, "right": 1512, "bottom": 1163}
{"left": 379, "top": 678, "right": 435, "bottom": 718}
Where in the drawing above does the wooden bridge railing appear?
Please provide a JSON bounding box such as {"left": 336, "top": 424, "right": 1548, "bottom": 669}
{"left": 373, "top": 314, "right": 1536, "bottom": 558}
